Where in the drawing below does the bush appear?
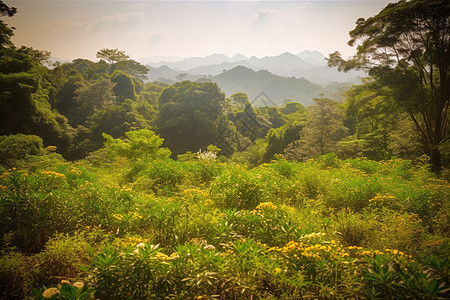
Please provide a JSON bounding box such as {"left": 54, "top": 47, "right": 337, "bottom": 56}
{"left": 135, "top": 159, "right": 186, "bottom": 195}
{"left": 29, "top": 232, "right": 92, "bottom": 289}
{"left": 345, "top": 157, "right": 380, "bottom": 174}
{"left": 0, "top": 134, "right": 44, "bottom": 167}
{"left": 325, "top": 175, "right": 382, "bottom": 211}
{"left": 0, "top": 250, "right": 27, "bottom": 299}
{"left": 91, "top": 244, "right": 171, "bottom": 299}
{"left": 333, "top": 210, "right": 374, "bottom": 247}
{"left": 211, "top": 166, "right": 266, "bottom": 210}
{"left": 296, "top": 168, "right": 330, "bottom": 200}
{"left": 0, "top": 232, "right": 92, "bottom": 299}
{"left": 0, "top": 169, "right": 79, "bottom": 252}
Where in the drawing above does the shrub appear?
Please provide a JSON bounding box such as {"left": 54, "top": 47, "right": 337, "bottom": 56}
{"left": 0, "top": 134, "right": 44, "bottom": 167}
{"left": 317, "top": 153, "right": 341, "bottom": 169}
{"left": 345, "top": 157, "right": 380, "bottom": 174}
{"left": 0, "top": 169, "right": 79, "bottom": 252}
{"left": 211, "top": 166, "right": 266, "bottom": 210}
{"left": 325, "top": 175, "right": 382, "bottom": 211}
{"left": 0, "top": 232, "right": 92, "bottom": 299}
{"left": 296, "top": 168, "right": 329, "bottom": 200}
{"left": 135, "top": 159, "right": 186, "bottom": 195}
{"left": 0, "top": 250, "right": 27, "bottom": 299}
{"left": 29, "top": 232, "right": 92, "bottom": 289}
{"left": 91, "top": 244, "right": 171, "bottom": 299}
{"left": 333, "top": 210, "right": 374, "bottom": 247}
{"left": 103, "top": 129, "right": 171, "bottom": 161}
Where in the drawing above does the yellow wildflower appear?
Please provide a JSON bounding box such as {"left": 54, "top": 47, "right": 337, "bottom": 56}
{"left": 45, "top": 146, "right": 57, "bottom": 152}
{"left": 112, "top": 214, "right": 124, "bottom": 221}
{"left": 41, "top": 171, "right": 66, "bottom": 179}
{"left": 69, "top": 167, "right": 82, "bottom": 174}
{"left": 255, "top": 202, "right": 277, "bottom": 210}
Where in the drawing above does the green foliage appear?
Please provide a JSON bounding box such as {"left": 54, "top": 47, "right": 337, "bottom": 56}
{"left": 110, "top": 70, "right": 136, "bottom": 102}
{"left": 96, "top": 48, "right": 129, "bottom": 65}
{"left": 285, "top": 97, "right": 347, "bottom": 161}
{"left": 134, "top": 159, "right": 185, "bottom": 195}
{"left": 1, "top": 1, "right": 450, "bottom": 298}
{"left": 325, "top": 173, "right": 381, "bottom": 211}
{"left": 0, "top": 154, "right": 448, "bottom": 298}
{"left": 0, "top": 134, "right": 44, "bottom": 167}
{"left": 211, "top": 166, "right": 266, "bottom": 210}
{"left": 111, "top": 59, "right": 149, "bottom": 81}
{"left": 157, "top": 81, "right": 237, "bottom": 156}
{"left": 103, "top": 129, "right": 170, "bottom": 161}
{"left": 0, "top": 46, "right": 73, "bottom": 154}
{"left": 73, "top": 78, "right": 117, "bottom": 124}
{"left": 0, "top": 250, "right": 25, "bottom": 299}
{"left": 329, "top": 0, "right": 450, "bottom": 172}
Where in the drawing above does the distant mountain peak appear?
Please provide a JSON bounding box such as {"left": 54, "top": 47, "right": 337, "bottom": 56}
{"left": 206, "top": 53, "right": 229, "bottom": 59}
{"left": 296, "top": 50, "right": 326, "bottom": 64}
{"left": 230, "top": 53, "right": 248, "bottom": 61}
{"left": 280, "top": 52, "right": 297, "bottom": 56}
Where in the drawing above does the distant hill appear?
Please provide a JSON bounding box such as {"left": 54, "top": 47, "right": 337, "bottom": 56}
{"left": 247, "top": 52, "right": 314, "bottom": 73}
{"left": 210, "top": 66, "right": 326, "bottom": 107}
{"left": 145, "top": 65, "right": 354, "bottom": 107}
{"left": 143, "top": 51, "right": 367, "bottom": 106}
{"left": 188, "top": 61, "right": 256, "bottom": 76}
{"left": 148, "top": 53, "right": 232, "bottom": 71}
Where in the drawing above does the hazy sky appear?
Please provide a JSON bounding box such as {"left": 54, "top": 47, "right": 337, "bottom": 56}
{"left": 5, "top": 0, "right": 395, "bottom": 62}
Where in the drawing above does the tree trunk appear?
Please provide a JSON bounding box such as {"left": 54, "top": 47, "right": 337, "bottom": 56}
{"left": 430, "top": 146, "right": 442, "bottom": 174}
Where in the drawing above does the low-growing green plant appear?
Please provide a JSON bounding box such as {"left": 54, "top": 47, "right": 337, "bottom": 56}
{"left": 34, "top": 280, "right": 93, "bottom": 300}
{"left": 1, "top": 146, "right": 448, "bottom": 299}
{"left": 0, "top": 250, "right": 26, "bottom": 299}
{"left": 325, "top": 175, "right": 382, "bottom": 211}
{"left": 135, "top": 159, "right": 186, "bottom": 195}
{"left": 211, "top": 166, "right": 266, "bottom": 210}
{"left": 345, "top": 157, "right": 380, "bottom": 174}
{"left": 333, "top": 210, "right": 374, "bottom": 247}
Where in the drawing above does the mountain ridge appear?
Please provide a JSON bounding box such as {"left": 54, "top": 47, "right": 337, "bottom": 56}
{"left": 143, "top": 51, "right": 365, "bottom": 84}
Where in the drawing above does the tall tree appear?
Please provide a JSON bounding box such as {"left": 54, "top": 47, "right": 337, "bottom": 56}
{"left": 96, "top": 48, "right": 129, "bottom": 65}
{"left": 157, "top": 81, "right": 227, "bottom": 156}
{"left": 343, "top": 79, "right": 398, "bottom": 160}
{"left": 0, "top": 0, "right": 16, "bottom": 48}
{"left": 328, "top": 0, "right": 450, "bottom": 172}
{"left": 285, "top": 98, "right": 347, "bottom": 160}
{"left": 73, "top": 78, "right": 116, "bottom": 124}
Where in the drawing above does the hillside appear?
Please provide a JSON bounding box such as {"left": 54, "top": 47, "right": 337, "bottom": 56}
{"left": 211, "top": 66, "right": 326, "bottom": 106}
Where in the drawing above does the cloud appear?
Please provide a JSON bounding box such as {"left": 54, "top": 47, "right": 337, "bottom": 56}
{"left": 66, "top": 11, "right": 144, "bottom": 31}
{"left": 253, "top": 8, "right": 277, "bottom": 23}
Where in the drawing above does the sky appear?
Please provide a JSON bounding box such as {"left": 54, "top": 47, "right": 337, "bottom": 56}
{"left": 4, "top": 0, "right": 396, "bottom": 62}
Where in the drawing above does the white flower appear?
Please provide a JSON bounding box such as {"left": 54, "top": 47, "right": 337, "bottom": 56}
{"left": 196, "top": 149, "right": 217, "bottom": 160}
{"left": 204, "top": 245, "right": 216, "bottom": 250}
{"left": 73, "top": 282, "right": 84, "bottom": 289}
{"left": 43, "top": 287, "right": 60, "bottom": 298}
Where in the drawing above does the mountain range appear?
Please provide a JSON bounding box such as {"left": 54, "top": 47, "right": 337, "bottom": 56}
{"left": 142, "top": 51, "right": 365, "bottom": 106}
{"left": 143, "top": 50, "right": 365, "bottom": 84}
